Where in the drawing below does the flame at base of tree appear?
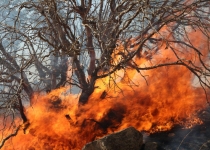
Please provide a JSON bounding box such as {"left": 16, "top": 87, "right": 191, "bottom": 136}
{"left": 1, "top": 29, "right": 209, "bottom": 150}
{"left": 2, "top": 58, "right": 207, "bottom": 149}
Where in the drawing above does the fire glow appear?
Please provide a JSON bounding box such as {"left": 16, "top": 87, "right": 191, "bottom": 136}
{"left": 1, "top": 28, "right": 208, "bottom": 150}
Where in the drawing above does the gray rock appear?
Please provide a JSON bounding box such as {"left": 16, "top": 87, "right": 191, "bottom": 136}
{"left": 82, "top": 127, "right": 143, "bottom": 150}
{"left": 144, "top": 142, "right": 158, "bottom": 150}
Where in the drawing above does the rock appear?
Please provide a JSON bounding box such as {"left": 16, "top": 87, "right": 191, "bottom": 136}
{"left": 82, "top": 127, "right": 143, "bottom": 150}
{"left": 144, "top": 142, "right": 158, "bottom": 150}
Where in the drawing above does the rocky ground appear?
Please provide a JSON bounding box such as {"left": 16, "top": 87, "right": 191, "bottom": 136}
{"left": 144, "top": 107, "right": 210, "bottom": 150}
{"left": 83, "top": 107, "right": 210, "bottom": 150}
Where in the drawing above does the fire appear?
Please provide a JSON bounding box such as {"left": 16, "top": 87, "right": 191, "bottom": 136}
{"left": 1, "top": 28, "right": 208, "bottom": 150}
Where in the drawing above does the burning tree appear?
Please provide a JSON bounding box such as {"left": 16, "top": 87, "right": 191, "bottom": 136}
{"left": 0, "top": 0, "right": 210, "bottom": 149}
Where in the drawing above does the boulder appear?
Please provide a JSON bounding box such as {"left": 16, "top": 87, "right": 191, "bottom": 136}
{"left": 82, "top": 127, "right": 143, "bottom": 150}
{"left": 144, "top": 142, "right": 158, "bottom": 150}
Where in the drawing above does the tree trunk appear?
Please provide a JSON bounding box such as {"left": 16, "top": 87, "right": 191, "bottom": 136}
{"left": 79, "top": 87, "right": 95, "bottom": 104}
{"left": 18, "top": 94, "right": 28, "bottom": 123}
{"left": 78, "top": 73, "right": 97, "bottom": 104}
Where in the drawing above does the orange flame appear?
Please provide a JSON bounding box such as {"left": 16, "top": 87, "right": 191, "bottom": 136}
{"left": 1, "top": 27, "right": 208, "bottom": 150}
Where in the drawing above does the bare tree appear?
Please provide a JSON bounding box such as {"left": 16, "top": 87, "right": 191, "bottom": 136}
{"left": 0, "top": 0, "right": 210, "bottom": 147}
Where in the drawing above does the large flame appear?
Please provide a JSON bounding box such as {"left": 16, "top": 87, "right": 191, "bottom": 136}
{"left": 1, "top": 27, "right": 208, "bottom": 150}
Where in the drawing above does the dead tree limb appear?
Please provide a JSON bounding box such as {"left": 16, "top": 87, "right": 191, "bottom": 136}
{"left": 0, "top": 126, "right": 20, "bottom": 149}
